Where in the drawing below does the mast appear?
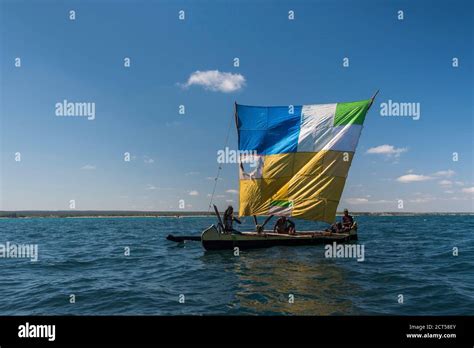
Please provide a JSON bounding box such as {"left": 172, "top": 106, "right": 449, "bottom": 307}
{"left": 368, "top": 90, "right": 380, "bottom": 109}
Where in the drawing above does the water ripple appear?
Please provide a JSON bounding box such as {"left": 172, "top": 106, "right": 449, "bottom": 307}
{"left": 0, "top": 215, "right": 472, "bottom": 315}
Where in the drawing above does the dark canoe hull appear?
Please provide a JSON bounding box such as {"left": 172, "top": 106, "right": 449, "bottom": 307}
{"left": 201, "top": 225, "right": 357, "bottom": 251}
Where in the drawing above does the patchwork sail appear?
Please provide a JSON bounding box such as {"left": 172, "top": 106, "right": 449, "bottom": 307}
{"left": 236, "top": 99, "right": 372, "bottom": 223}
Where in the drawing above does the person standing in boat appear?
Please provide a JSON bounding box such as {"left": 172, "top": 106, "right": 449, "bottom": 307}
{"left": 273, "top": 216, "right": 296, "bottom": 235}
{"left": 223, "top": 205, "right": 241, "bottom": 234}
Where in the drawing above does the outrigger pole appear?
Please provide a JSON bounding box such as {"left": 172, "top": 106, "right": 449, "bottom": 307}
{"left": 166, "top": 205, "right": 224, "bottom": 243}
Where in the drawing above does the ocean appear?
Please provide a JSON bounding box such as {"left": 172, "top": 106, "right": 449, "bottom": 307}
{"left": 0, "top": 215, "right": 473, "bottom": 315}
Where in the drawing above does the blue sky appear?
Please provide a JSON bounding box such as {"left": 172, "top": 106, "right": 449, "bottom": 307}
{"left": 1, "top": 0, "right": 472, "bottom": 212}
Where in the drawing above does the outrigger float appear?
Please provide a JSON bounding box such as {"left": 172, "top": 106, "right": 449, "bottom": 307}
{"left": 167, "top": 92, "right": 378, "bottom": 251}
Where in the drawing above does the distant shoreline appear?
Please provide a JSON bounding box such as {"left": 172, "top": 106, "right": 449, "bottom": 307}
{"left": 0, "top": 211, "right": 215, "bottom": 219}
{"left": 0, "top": 210, "right": 472, "bottom": 219}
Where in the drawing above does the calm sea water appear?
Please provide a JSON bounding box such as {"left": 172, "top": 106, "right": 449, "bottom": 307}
{"left": 0, "top": 215, "right": 473, "bottom": 315}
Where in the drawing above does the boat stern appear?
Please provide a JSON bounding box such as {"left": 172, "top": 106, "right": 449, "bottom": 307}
{"left": 201, "top": 224, "right": 220, "bottom": 241}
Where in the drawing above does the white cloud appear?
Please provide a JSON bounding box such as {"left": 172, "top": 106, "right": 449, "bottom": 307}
{"left": 449, "top": 197, "right": 471, "bottom": 201}
{"left": 226, "top": 189, "right": 239, "bottom": 194}
{"left": 188, "top": 190, "right": 199, "bottom": 196}
{"left": 144, "top": 156, "right": 155, "bottom": 164}
{"left": 433, "top": 170, "right": 455, "bottom": 178}
{"left": 185, "top": 171, "right": 200, "bottom": 176}
{"left": 396, "top": 170, "right": 458, "bottom": 185}
{"left": 396, "top": 174, "right": 433, "bottom": 183}
{"left": 81, "top": 164, "right": 96, "bottom": 170}
{"left": 225, "top": 199, "right": 234, "bottom": 203}
{"left": 455, "top": 181, "right": 464, "bottom": 186}
{"left": 461, "top": 187, "right": 474, "bottom": 194}
{"left": 408, "top": 197, "right": 434, "bottom": 203}
{"left": 166, "top": 121, "right": 182, "bottom": 127}
{"left": 345, "top": 198, "right": 369, "bottom": 204}
{"left": 345, "top": 197, "right": 392, "bottom": 205}
{"left": 207, "top": 177, "right": 223, "bottom": 181}
{"left": 366, "top": 144, "right": 407, "bottom": 157}
{"left": 181, "top": 70, "right": 246, "bottom": 93}
{"left": 145, "top": 185, "right": 174, "bottom": 191}
{"left": 350, "top": 184, "right": 363, "bottom": 188}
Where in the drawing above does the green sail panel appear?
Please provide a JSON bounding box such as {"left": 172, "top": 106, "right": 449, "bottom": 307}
{"left": 334, "top": 99, "right": 371, "bottom": 126}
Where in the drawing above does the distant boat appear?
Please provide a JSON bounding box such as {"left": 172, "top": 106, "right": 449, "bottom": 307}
{"left": 168, "top": 92, "right": 378, "bottom": 250}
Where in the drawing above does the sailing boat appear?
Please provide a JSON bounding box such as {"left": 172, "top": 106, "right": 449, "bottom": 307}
{"left": 168, "top": 92, "right": 378, "bottom": 250}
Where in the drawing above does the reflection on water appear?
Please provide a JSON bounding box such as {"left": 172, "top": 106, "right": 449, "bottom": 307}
{"left": 201, "top": 247, "right": 358, "bottom": 315}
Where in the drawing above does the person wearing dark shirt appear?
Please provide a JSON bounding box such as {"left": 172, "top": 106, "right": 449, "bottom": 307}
{"left": 327, "top": 208, "right": 354, "bottom": 233}
{"left": 341, "top": 208, "right": 354, "bottom": 232}
{"left": 223, "top": 205, "right": 241, "bottom": 233}
{"left": 273, "top": 216, "right": 296, "bottom": 235}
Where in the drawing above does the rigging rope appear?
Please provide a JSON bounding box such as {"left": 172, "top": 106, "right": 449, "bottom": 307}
{"left": 207, "top": 109, "right": 234, "bottom": 212}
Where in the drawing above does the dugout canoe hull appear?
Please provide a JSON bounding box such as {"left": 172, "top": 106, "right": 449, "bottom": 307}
{"left": 201, "top": 224, "right": 357, "bottom": 251}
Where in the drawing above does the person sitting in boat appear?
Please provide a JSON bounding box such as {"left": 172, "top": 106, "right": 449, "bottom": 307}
{"left": 341, "top": 209, "right": 354, "bottom": 231}
{"left": 273, "top": 216, "right": 296, "bottom": 235}
{"left": 223, "top": 205, "right": 241, "bottom": 234}
{"left": 328, "top": 208, "right": 354, "bottom": 233}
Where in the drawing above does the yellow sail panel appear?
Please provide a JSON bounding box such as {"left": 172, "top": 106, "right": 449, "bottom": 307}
{"left": 321, "top": 151, "right": 354, "bottom": 177}
{"left": 262, "top": 153, "right": 294, "bottom": 179}
{"left": 239, "top": 177, "right": 289, "bottom": 215}
{"left": 237, "top": 99, "right": 371, "bottom": 222}
{"left": 239, "top": 151, "right": 348, "bottom": 223}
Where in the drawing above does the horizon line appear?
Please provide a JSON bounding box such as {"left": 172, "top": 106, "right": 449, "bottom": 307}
{"left": 1, "top": 210, "right": 472, "bottom": 214}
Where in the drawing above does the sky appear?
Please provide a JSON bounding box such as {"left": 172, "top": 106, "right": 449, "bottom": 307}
{"left": 0, "top": 0, "right": 473, "bottom": 213}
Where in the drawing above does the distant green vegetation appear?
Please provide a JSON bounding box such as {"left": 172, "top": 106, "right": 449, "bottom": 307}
{"left": 0, "top": 211, "right": 215, "bottom": 218}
